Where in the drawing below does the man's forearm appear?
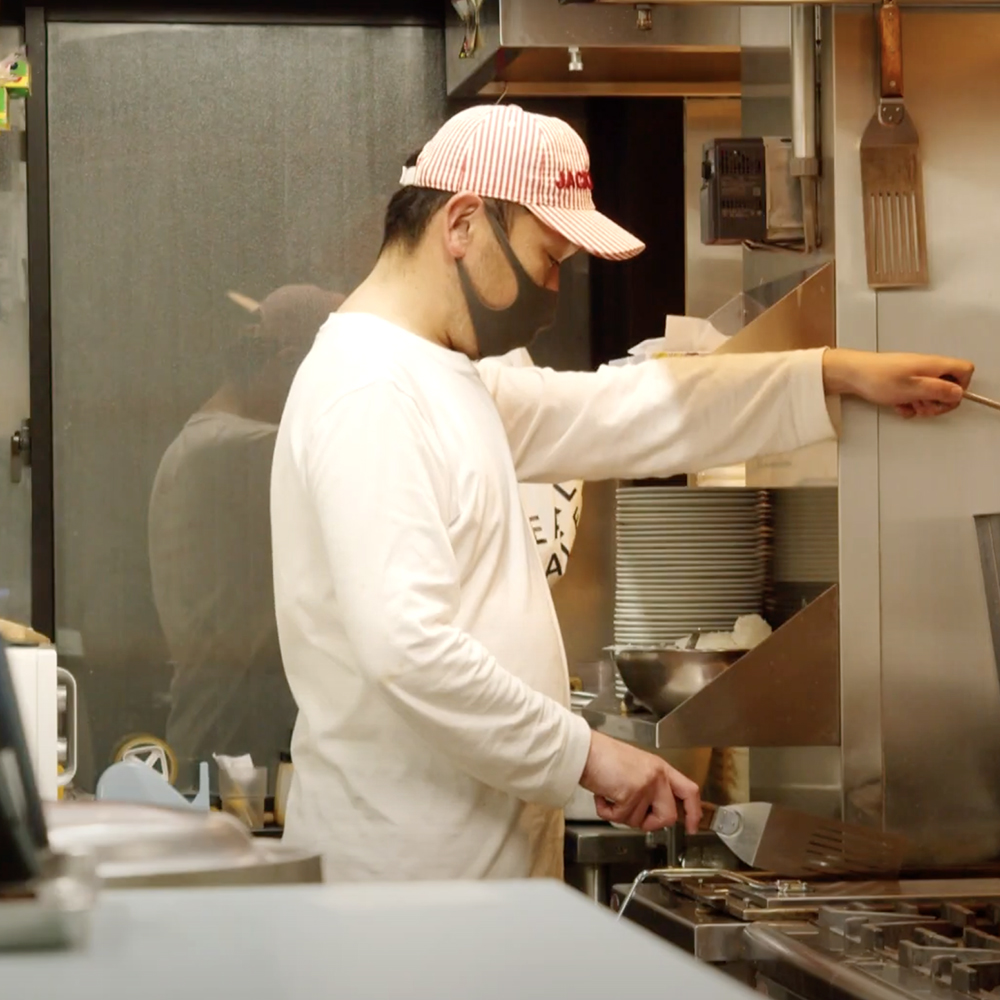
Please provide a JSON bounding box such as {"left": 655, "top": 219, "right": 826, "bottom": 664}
{"left": 822, "top": 348, "right": 862, "bottom": 396}
{"left": 821, "top": 348, "right": 971, "bottom": 415}
{"left": 485, "top": 349, "right": 835, "bottom": 484}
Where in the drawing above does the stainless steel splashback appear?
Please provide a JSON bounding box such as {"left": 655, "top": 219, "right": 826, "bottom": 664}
{"left": 832, "top": 7, "right": 1000, "bottom": 863}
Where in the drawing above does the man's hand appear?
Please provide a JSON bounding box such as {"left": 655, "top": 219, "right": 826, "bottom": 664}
{"left": 579, "top": 731, "right": 702, "bottom": 834}
{"left": 822, "top": 349, "right": 974, "bottom": 419}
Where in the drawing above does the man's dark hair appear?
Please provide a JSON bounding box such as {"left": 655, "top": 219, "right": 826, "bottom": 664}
{"left": 380, "top": 150, "right": 516, "bottom": 255}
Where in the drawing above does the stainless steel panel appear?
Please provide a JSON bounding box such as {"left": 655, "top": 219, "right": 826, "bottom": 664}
{"left": 743, "top": 923, "right": 923, "bottom": 1000}
{"left": 741, "top": 8, "right": 843, "bottom": 812}
{"left": 740, "top": 7, "right": 833, "bottom": 289}
{"left": 584, "top": 587, "right": 840, "bottom": 748}
{"left": 827, "top": 8, "right": 1000, "bottom": 860}
{"left": 0, "top": 26, "right": 31, "bottom": 628}
{"left": 445, "top": 1, "right": 742, "bottom": 98}
{"left": 872, "top": 10, "right": 1000, "bottom": 864}
{"left": 598, "top": 0, "right": 1000, "bottom": 6}
{"left": 732, "top": 878, "right": 1000, "bottom": 910}
{"left": 975, "top": 513, "right": 1000, "bottom": 689}
{"left": 612, "top": 882, "right": 752, "bottom": 961}
{"left": 684, "top": 98, "right": 742, "bottom": 320}
{"left": 498, "top": 1, "right": 741, "bottom": 48}
{"left": 830, "top": 9, "right": 884, "bottom": 832}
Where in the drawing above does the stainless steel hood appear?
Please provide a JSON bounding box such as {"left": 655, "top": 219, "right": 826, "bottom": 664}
{"left": 446, "top": 1, "right": 742, "bottom": 98}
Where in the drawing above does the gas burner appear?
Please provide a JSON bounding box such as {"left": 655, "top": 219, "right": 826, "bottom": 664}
{"left": 820, "top": 899, "right": 1000, "bottom": 995}
{"left": 614, "top": 876, "right": 1000, "bottom": 999}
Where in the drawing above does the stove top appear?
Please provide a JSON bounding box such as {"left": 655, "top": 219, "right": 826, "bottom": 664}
{"left": 813, "top": 897, "right": 1000, "bottom": 998}
{"left": 614, "top": 873, "right": 1000, "bottom": 1000}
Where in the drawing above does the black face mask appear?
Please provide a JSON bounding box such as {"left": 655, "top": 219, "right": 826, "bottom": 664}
{"left": 455, "top": 209, "right": 559, "bottom": 359}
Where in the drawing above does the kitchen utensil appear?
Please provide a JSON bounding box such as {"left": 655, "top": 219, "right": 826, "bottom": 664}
{"left": 940, "top": 374, "right": 1000, "bottom": 412}
{"left": 706, "top": 801, "right": 909, "bottom": 877}
{"left": 962, "top": 390, "right": 1000, "bottom": 413}
{"left": 612, "top": 646, "right": 744, "bottom": 717}
{"left": 860, "top": 0, "right": 928, "bottom": 289}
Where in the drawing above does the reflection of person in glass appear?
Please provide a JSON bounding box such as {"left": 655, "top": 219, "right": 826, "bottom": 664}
{"left": 148, "top": 285, "right": 343, "bottom": 781}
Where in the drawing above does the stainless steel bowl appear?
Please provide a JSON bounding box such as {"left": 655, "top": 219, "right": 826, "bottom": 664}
{"left": 613, "top": 647, "right": 745, "bottom": 716}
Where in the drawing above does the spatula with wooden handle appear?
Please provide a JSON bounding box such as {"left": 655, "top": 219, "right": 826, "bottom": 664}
{"left": 941, "top": 375, "right": 1000, "bottom": 414}
{"left": 860, "top": 0, "right": 928, "bottom": 289}
{"left": 702, "top": 802, "right": 909, "bottom": 878}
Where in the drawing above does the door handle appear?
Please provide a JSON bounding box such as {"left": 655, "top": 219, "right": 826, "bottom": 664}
{"left": 55, "top": 667, "right": 78, "bottom": 788}
{"left": 9, "top": 418, "right": 29, "bottom": 484}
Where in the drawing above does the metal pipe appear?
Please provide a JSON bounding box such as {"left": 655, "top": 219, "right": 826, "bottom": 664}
{"left": 791, "top": 7, "right": 817, "bottom": 164}
{"left": 743, "top": 924, "right": 915, "bottom": 1000}
{"left": 791, "top": 6, "right": 819, "bottom": 251}
{"left": 615, "top": 868, "right": 773, "bottom": 921}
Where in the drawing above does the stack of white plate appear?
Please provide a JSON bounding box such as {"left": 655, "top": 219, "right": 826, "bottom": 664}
{"left": 614, "top": 487, "right": 770, "bottom": 647}
{"left": 772, "top": 487, "right": 838, "bottom": 583}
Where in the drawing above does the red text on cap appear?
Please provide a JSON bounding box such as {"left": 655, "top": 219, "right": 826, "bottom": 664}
{"left": 555, "top": 170, "right": 593, "bottom": 192}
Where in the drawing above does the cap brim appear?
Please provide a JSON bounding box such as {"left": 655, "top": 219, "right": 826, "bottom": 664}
{"left": 528, "top": 205, "right": 645, "bottom": 262}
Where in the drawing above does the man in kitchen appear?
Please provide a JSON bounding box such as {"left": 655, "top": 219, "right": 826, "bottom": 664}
{"left": 271, "top": 104, "right": 973, "bottom": 883}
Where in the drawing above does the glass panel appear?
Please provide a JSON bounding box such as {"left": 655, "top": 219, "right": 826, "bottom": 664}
{"left": 0, "top": 26, "right": 31, "bottom": 629}
{"left": 47, "top": 25, "right": 596, "bottom": 797}
{"left": 46, "top": 22, "right": 448, "bottom": 791}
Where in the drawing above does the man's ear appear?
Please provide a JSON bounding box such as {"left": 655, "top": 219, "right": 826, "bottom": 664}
{"left": 442, "top": 193, "right": 484, "bottom": 261}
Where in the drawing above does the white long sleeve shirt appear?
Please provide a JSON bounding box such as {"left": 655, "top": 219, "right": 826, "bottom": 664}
{"left": 501, "top": 347, "right": 584, "bottom": 586}
{"left": 271, "top": 313, "right": 835, "bottom": 882}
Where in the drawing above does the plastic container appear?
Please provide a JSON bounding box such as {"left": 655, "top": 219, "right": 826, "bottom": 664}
{"left": 218, "top": 765, "right": 267, "bottom": 831}
{"left": 274, "top": 752, "right": 293, "bottom": 828}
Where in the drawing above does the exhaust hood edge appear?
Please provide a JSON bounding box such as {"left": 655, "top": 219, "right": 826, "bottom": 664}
{"left": 446, "top": 1, "right": 744, "bottom": 99}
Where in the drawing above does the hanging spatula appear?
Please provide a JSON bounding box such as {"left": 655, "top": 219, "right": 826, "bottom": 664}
{"left": 860, "top": 0, "right": 928, "bottom": 289}
{"left": 704, "top": 802, "right": 909, "bottom": 878}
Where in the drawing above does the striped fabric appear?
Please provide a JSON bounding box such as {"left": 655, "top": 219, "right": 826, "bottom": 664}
{"left": 403, "top": 104, "right": 645, "bottom": 262}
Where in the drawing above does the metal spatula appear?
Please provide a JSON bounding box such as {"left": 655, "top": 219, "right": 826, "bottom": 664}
{"left": 705, "top": 802, "right": 909, "bottom": 878}
{"left": 860, "top": 0, "right": 928, "bottom": 289}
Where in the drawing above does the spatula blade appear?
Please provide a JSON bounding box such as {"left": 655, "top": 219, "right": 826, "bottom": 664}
{"left": 712, "top": 802, "right": 909, "bottom": 878}
{"left": 860, "top": 115, "right": 928, "bottom": 289}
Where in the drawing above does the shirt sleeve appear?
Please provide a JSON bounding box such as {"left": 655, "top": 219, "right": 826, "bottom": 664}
{"left": 301, "top": 378, "right": 592, "bottom": 808}
{"left": 475, "top": 348, "right": 837, "bottom": 483}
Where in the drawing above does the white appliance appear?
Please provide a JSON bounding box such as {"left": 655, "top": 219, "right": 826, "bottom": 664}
{"left": 7, "top": 645, "right": 76, "bottom": 800}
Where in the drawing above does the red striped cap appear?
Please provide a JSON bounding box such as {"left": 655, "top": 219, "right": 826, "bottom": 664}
{"left": 401, "top": 104, "right": 645, "bottom": 262}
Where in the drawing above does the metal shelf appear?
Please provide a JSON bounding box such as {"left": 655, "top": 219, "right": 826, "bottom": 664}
{"left": 583, "top": 587, "right": 840, "bottom": 749}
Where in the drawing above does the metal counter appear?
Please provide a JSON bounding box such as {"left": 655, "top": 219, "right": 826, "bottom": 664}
{"left": 0, "top": 881, "right": 755, "bottom": 1000}
{"left": 564, "top": 822, "right": 661, "bottom": 906}
{"left": 564, "top": 823, "right": 738, "bottom": 907}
